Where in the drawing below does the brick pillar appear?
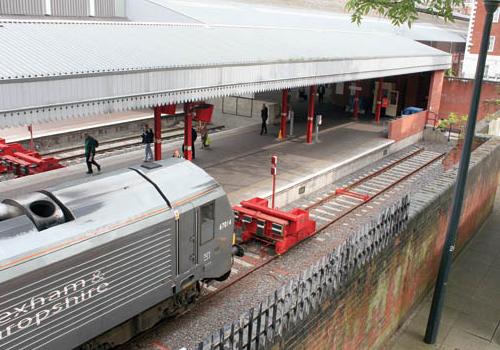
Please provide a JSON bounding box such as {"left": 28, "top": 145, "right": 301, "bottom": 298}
{"left": 280, "top": 89, "right": 288, "bottom": 140}
{"left": 426, "top": 70, "right": 445, "bottom": 125}
{"left": 154, "top": 107, "right": 162, "bottom": 161}
{"left": 306, "top": 86, "right": 316, "bottom": 144}
{"left": 184, "top": 103, "right": 193, "bottom": 160}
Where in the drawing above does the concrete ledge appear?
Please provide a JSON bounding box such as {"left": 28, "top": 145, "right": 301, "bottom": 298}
{"left": 256, "top": 131, "right": 425, "bottom": 208}
{"left": 259, "top": 141, "right": 396, "bottom": 208}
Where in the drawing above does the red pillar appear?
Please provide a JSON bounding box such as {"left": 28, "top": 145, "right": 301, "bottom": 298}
{"left": 183, "top": 103, "right": 193, "bottom": 160}
{"left": 306, "top": 85, "right": 316, "bottom": 144}
{"left": 375, "top": 78, "right": 383, "bottom": 123}
{"left": 426, "top": 70, "right": 445, "bottom": 126}
{"left": 353, "top": 82, "right": 360, "bottom": 119}
{"left": 154, "top": 107, "right": 162, "bottom": 161}
{"left": 280, "top": 89, "right": 288, "bottom": 140}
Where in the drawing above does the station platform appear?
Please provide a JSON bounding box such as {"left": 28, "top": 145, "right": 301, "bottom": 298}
{"left": 1, "top": 110, "right": 153, "bottom": 143}
{"left": 389, "top": 184, "right": 500, "bottom": 350}
{"left": 0, "top": 115, "right": 404, "bottom": 206}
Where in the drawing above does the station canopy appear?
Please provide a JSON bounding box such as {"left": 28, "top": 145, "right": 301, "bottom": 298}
{"left": 127, "top": 0, "right": 467, "bottom": 43}
{"left": 0, "top": 7, "right": 452, "bottom": 127}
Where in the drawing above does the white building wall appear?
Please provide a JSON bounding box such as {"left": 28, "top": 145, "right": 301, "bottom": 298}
{"left": 462, "top": 53, "right": 500, "bottom": 80}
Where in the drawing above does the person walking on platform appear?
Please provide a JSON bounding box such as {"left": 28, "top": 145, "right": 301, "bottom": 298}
{"left": 191, "top": 127, "right": 197, "bottom": 159}
{"left": 182, "top": 127, "right": 198, "bottom": 159}
{"left": 298, "top": 87, "right": 307, "bottom": 101}
{"left": 318, "top": 85, "right": 326, "bottom": 104}
{"left": 141, "top": 124, "right": 154, "bottom": 162}
{"left": 200, "top": 124, "right": 210, "bottom": 149}
{"left": 260, "top": 104, "right": 268, "bottom": 135}
{"left": 84, "top": 133, "right": 101, "bottom": 174}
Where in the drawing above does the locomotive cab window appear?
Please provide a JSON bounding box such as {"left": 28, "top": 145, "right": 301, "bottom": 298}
{"left": 200, "top": 202, "right": 215, "bottom": 244}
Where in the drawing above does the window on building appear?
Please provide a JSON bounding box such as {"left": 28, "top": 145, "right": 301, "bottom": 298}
{"left": 488, "top": 36, "right": 496, "bottom": 52}
{"left": 484, "top": 65, "right": 490, "bottom": 78}
{"left": 494, "top": 9, "right": 500, "bottom": 23}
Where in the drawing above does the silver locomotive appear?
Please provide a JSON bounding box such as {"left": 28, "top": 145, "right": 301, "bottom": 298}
{"left": 0, "top": 159, "right": 235, "bottom": 350}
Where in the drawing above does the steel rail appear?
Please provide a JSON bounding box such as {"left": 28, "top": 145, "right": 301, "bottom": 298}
{"left": 305, "top": 147, "right": 424, "bottom": 211}
{"left": 201, "top": 148, "right": 446, "bottom": 302}
{"left": 314, "top": 151, "right": 445, "bottom": 233}
{"left": 42, "top": 126, "right": 224, "bottom": 161}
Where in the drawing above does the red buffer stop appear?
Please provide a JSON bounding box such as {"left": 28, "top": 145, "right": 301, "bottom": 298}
{"left": 233, "top": 197, "right": 316, "bottom": 255}
{"left": 0, "top": 138, "right": 63, "bottom": 177}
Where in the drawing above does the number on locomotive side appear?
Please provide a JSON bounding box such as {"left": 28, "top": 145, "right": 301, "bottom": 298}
{"left": 219, "top": 218, "right": 232, "bottom": 230}
{"left": 203, "top": 251, "right": 211, "bottom": 262}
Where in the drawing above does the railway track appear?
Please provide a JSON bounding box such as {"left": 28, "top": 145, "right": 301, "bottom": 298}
{"left": 42, "top": 125, "right": 224, "bottom": 162}
{"left": 200, "top": 147, "right": 445, "bottom": 300}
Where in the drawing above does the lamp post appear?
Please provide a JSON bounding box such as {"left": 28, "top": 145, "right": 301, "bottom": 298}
{"left": 424, "top": 0, "right": 499, "bottom": 344}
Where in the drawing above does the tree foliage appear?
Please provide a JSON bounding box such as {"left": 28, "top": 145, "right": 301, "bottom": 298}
{"left": 437, "top": 112, "right": 468, "bottom": 131}
{"left": 345, "top": 0, "right": 465, "bottom": 26}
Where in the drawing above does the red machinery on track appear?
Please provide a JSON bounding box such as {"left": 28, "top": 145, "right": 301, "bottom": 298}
{"left": 0, "top": 138, "right": 63, "bottom": 177}
{"left": 233, "top": 197, "right": 316, "bottom": 255}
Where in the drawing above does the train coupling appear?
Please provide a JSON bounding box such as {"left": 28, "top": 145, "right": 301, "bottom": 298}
{"left": 232, "top": 244, "right": 245, "bottom": 257}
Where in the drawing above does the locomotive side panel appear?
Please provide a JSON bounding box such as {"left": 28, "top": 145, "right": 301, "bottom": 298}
{"left": 0, "top": 215, "right": 176, "bottom": 350}
{"left": 195, "top": 191, "right": 234, "bottom": 280}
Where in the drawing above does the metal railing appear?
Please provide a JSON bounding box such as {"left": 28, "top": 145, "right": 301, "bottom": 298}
{"left": 194, "top": 195, "right": 411, "bottom": 350}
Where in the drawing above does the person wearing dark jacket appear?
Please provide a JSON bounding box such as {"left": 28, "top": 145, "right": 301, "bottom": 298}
{"left": 84, "top": 134, "right": 101, "bottom": 174}
{"left": 141, "top": 124, "right": 154, "bottom": 162}
{"left": 182, "top": 127, "right": 198, "bottom": 159}
{"left": 318, "top": 85, "right": 326, "bottom": 104}
{"left": 260, "top": 104, "right": 268, "bottom": 135}
{"left": 191, "top": 127, "right": 198, "bottom": 159}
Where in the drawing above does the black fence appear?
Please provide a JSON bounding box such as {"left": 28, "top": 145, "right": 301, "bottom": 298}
{"left": 193, "top": 195, "right": 411, "bottom": 350}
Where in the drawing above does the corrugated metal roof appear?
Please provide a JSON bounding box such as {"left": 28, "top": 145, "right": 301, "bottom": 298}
{"left": 127, "top": 0, "right": 466, "bottom": 43}
{"left": 0, "top": 19, "right": 449, "bottom": 80}
{"left": 0, "top": 19, "right": 451, "bottom": 127}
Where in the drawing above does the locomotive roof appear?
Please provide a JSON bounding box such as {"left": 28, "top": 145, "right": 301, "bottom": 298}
{"left": 0, "top": 159, "right": 221, "bottom": 272}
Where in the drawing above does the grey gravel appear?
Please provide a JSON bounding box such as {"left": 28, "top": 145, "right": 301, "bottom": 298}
{"left": 118, "top": 141, "right": 454, "bottom": 350}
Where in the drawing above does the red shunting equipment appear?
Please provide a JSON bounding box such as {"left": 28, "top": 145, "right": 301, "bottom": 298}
{"left": 233, "top": 197, "right": 316, "bottom": 255}
{"left": 0, "top": 138, "right": 63, "bottom": 177}
{"left": 192, "top": 103, "right": 215, "bottom": 123}
{"left": 334, "top": 188, "right": 371, "bottom": 202}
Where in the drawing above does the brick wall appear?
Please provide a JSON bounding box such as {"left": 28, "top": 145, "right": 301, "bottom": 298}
{"left": 282, "top": 138, "right": 500, "bottom": 350}
{"left": 428, "top": 70, "right": 445, "bottom": 115}
{"left": 439, "top": 78, "right": 499, "bottom": 120}
{"left": 387, "top": 111, "right": 427, "bottom": 141}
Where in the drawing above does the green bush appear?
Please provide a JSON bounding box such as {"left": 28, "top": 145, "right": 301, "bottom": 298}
{"left": 437, "top": 112, "right": 468, "bottom": 131}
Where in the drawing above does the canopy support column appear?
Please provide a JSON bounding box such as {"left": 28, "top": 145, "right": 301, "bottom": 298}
{"left": 184, "top": 103, "right": 193, "bottom": 160}
{"left": 306, "top": 85, "right": 316, "bottom": 144}
{"left": 375, "top": 78, "right": 383, "bottom": 123}
{"left": 280, "top": 89, "right": 288, "bottom": 140}
{"left": 154, "top": 107, "right": 162, "bottom": 161}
